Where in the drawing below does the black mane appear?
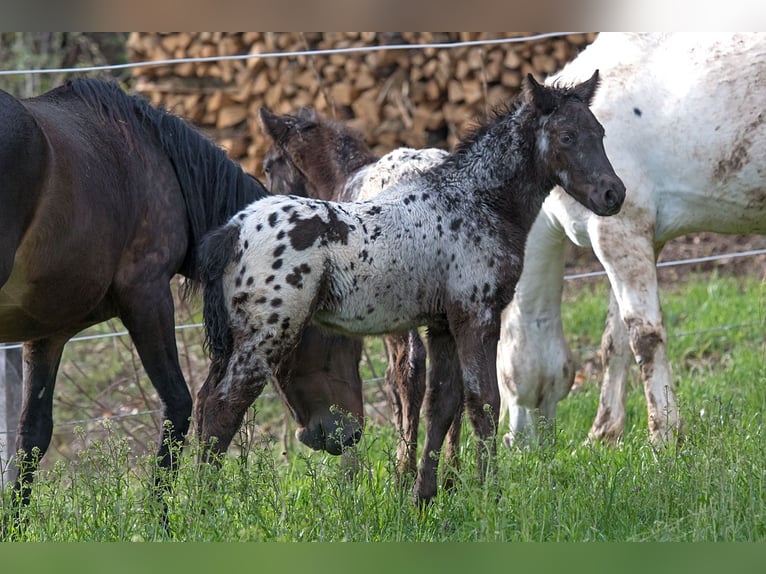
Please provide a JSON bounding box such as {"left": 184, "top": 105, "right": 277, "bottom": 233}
{"left": 63, "top": 78, "right": 269, "bottom": 278}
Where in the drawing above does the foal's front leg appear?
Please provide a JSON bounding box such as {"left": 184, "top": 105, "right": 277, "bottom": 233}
{"left": 453, "top": 316, "right": 501, "bottom": 485}
{"left": 415, "top": 328, "right": 463, "bottom": 504}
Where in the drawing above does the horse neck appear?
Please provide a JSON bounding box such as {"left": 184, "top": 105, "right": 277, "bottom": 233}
{"left": 302, "top": 156, "right": 376, "bottom": 202}
{"left": 440, "top": 107, "right": 553, "bottom": 233}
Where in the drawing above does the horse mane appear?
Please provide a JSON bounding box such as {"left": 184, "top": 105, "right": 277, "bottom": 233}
{"left": 63, "top": 79, "right": 269, "bottom": 280}
{"left": 450, "top": 100, "right": 524, "bottom": 160}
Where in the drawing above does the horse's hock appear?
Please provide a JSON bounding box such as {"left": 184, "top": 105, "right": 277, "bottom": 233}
{"left": 127, "top": 32, "right": 596, "bottom": 177}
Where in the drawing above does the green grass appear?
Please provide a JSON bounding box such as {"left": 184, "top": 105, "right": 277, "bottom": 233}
{"left": 2, "top": 273, "right": 764, "bottom": 541}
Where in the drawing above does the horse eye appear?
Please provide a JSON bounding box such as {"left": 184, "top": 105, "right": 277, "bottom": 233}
{"left": 559, "top": 132, "right": 575, "bottom": 145}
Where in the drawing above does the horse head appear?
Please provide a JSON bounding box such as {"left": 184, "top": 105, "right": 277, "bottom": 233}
{"left": 259, "top": 107, "right": 376, "bottom": 201}
{"left": 276, "top": 327, "right": 365, "bottom": 455}
{"left": 525, "top": 70, "right": 626, "bottom": 216}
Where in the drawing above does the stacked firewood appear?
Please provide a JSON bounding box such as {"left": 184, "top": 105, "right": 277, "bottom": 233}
{"left": 127, "top": 32, "right": 596, "bottom": 176}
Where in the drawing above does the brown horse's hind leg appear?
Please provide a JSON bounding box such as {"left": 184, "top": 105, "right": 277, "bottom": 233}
{"left": 415, "top": 329, "right": 463, "bottom": 505}
{"left": 115, "top": 283, "right": 193, "bottom": 501}
{"left": 383, "top": 330, "right": 426, "bottom": 478}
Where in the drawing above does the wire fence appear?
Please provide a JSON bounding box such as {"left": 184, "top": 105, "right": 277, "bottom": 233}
{"left": 0, "top": 32, "right": 765, "bottom": 457}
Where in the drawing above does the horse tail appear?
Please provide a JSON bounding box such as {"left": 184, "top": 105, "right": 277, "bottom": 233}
{"left": 198, "top": 222, "right": 242, "bottom": 367}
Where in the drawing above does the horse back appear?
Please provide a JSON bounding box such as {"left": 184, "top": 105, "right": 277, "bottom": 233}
{"left": 551, "top": 33, "right": 766, "bottom": 238}
{"left": 0, "top": 87, "right": 189, "bottom": 340}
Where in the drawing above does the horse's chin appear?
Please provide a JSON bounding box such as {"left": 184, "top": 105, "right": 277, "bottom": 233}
{"left": 589, "top": 199, "right": 623, "bottom": 217}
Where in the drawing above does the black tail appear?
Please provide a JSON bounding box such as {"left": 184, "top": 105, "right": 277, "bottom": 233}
{"left": 198, "top": 222, "right": 242, "bottom": 366}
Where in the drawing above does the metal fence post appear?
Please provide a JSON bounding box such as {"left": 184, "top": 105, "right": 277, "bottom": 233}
{"left": 0, "top": 346, "right": 23, "bottom": 487}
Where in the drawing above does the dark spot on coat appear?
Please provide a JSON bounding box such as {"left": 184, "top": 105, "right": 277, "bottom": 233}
{"left": 265, "top": 274, "right": 275, "bottom": 284}
{"left": 633, "top": 107, "right": 642, "bottom": 117}
{"left": 271, "top": 297, "right": 283, "bottom": 307}
{"left": 274, "top": 244, "right": 286, "bottom": 257}
{"left": 450, "top": 218, "right": 463, "bottom": 232}
{"left": 288, "top": 208, "right": 350, "bottom": 251}
{"left": 232, "top": 292, "right": 249, "bottom": 306}
{"left": 268, "top": 212, "right": 278, "bottom": 227}
{"left": 267, "top": 313, "right": 280, "bottom": 324}
{"left": 272, "top": 258, "right": 283, "bottom": 270}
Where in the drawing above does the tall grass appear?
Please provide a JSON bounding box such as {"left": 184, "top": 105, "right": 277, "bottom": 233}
{"left": 2, "top": 273, "right": 764, "bottom": 541}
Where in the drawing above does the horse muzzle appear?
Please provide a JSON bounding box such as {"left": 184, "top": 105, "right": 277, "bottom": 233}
{"left": 295, "top": 416, "right": 364, "bottom": 455}
{"left": 587, "top": 174, "right": 626, "bottom": 216}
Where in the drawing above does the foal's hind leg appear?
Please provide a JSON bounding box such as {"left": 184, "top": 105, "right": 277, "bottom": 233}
{"left": 198, "top": 339, "right": 274, "bottom": 460}
{"left": 383, "top": 330, "right": 426, "bottom": 477}
{"left": 415, "top": 328, "right": 463, "bottom": 504}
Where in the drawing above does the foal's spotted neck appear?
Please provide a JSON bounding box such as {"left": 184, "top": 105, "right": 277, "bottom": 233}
{"left": 425, "top": 99, "right": 552, "bottom": 233}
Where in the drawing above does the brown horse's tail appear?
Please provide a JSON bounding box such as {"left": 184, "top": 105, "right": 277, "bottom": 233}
{"left": 198, "top": 222, "right": 241, "bottom": 368}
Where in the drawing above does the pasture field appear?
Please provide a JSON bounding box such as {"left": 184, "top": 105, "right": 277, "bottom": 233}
{"left": 2, "top": 271, "right": 764, "bottom": 541}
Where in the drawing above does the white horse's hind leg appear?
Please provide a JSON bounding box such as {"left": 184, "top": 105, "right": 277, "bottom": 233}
{"left": 591, "top": 219, "right": 679, "bottom": 444}
{"left": 588, "top": 292, "right": 632, "bottom": 443}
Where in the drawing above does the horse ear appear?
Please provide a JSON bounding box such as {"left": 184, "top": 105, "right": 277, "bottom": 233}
{"left": 259, "top": 107, "right": 303, "bottom": 144}
{"left": 523, "top": 73, "right": 557, "bottom": 115}
{"left": 296, "top": 107, "right": 319, "bottom": 122}
{"left": 572, "top": 69, "right": 600, "bottom": 106}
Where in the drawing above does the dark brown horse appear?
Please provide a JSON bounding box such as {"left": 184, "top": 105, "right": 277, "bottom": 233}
{"left": 0, "top": 79, "right": 269, "bottom": 519}
{"left": 260, "top": 107, "right": 444, "bottom": 477}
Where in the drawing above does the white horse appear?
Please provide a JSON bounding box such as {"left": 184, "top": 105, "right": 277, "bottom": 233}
{"left": 498, "top": 32, "right": 766, "bottom": 446}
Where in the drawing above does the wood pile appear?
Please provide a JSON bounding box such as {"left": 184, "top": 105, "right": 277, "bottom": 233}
{"left": 127, "top": 32, "right": 596, "bottom": 177}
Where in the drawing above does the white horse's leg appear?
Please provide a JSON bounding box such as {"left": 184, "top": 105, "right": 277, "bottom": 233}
{"left": 588, "top": 291, "right": 632, "bottom": 443}
{"left": 590, "top": 218, "right": 679, "bottom": 444}
{"left": 497, "top": 207, "right": 573, "bottom": 447}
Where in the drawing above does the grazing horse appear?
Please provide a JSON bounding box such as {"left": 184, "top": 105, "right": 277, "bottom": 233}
{"left": 0, "top": 79, "right": 268, "bottom": 516}
{"left": 498, "top": 33, "right": 766, "bottom": 446}
{"left": 196, "top": 71, "right": 625, "bottom": 503}
{"left": 260, "top": 106, "right": 447, "bottom": 476}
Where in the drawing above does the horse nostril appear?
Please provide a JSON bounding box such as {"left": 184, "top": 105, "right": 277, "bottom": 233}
{"left": 604, "top": 187, "right": 622, "bottom": 210}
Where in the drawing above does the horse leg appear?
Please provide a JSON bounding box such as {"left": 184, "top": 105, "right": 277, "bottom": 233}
{"left": 198, "top": 338, "right": 273, "bottom": 461}
{"left": 441, "top": 397, "right": 464, "bottom": 491}
{"left": 591, "top": 219, "right": 678, "bottom": 444}
{"left": 115, "top": 285, "right": 193, "bottom": 496}
{"left": 497, "top": 208, "right": 573, "bottom": 447}
{"left": 453, "top": 317, "right": 501, "bottom": 487}
{"left": 10, "top": 335, "right": 69, "bottom": 509}
{"left": 383, "top": 330, "right": 426, "bottom": 477}
{"left": 414, "top": 328, "right": 463, "bottom": 504}
{"left": 587, "top": 291, "right": 633, "bottom": 443}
